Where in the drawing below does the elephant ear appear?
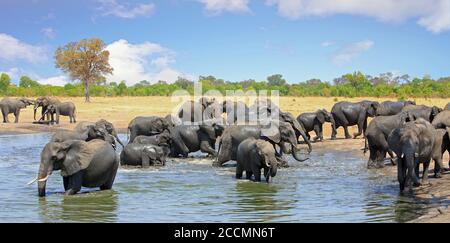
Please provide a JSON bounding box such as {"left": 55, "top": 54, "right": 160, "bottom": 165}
{"left": 199, "top": 125, "right": 216, "bottom": 140}
{"left": 60, "top": 140, "right": 99, "bottom": 177}
{"left": 316, "top": 110, "right": 325, "bottom": 124}
{"left": 261, "top": 123, "right": 281, "bottom": 144}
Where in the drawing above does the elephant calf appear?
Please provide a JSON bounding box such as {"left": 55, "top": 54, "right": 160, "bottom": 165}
{"left": 236, "top": 138, "right": 278, "bottom": 183}
{"left": 29, "top": 139, "right": 119, "bottom": 197}
{"left": 44, "top": 102, "right": 77, "bottom": 124}
{"left": 297, "top": 109, "right": 335, "bottom": 142}
{"left": 0, "top": 97, "right": 34, "bottom": 123}
{"left": 120, "top": 143, "right": 169, "bottom": 167}
{"left": 133, "top": 131, "right": 171, "bottom": 146}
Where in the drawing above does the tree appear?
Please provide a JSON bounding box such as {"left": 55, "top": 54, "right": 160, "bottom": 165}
{"left": 174, "top": 77, "right": 194, "bottom": 89}
{"left": 0, "top": 73, "right": 11, "bottom": 93}
{"left": 55, "top": 38, "right": 113, "bottom": 102}
{"left": 267, "top": 74, "right": 287, "bottom": 86}
{"left": 19, "top": 76, "right": 40, "bottom": 88}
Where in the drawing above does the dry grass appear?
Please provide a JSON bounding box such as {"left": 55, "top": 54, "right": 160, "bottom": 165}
{"left": 0, "top": 96, "right": 448, "bottom": 134}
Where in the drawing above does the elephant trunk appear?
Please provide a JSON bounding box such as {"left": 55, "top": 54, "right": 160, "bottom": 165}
{"left": 113, "top": 131, "right": 125, "bottom": 148}
{"left": 33, "top": 104, "right": 39, "bottom": 120}
{"left": 291, "top": 144, "right": 309, "bottom": 162}
{"left": 37, "top": 162, "right": 52, "bottom": 197}
{"left": 293, "top": 120, "right": 312, "bottom": 153}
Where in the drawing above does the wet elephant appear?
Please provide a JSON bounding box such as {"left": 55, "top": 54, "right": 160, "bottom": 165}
{"left": 297, "top": 109, "right": 336, "bottom": 142}
{"left": 75, "top": 119, "right": 124, "bottom": 148}
{"left": 120, "top": 143, "right": 168, "bottom": 167}
{"left": 127, "top": 116, "right": 171, "bottom": 143}
{"left": 376, "top": 100, "right": 415, "bottom": 116}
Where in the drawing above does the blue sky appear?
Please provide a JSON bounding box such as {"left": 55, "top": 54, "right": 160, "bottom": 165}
{"left": 0, "top": 0, "right": 449, "bottom": 86}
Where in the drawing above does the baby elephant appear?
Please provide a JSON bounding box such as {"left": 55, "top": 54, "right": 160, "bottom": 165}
{"left": 297, "top": 109, "right": 335, "bottom": 142}
{"left": 133, "top": 131, "right": 171, "bottom": 146}
{"left": 120, "top": 143, "right": 169, "bottom": 167}
{"left": 44, "top": 102, "right": 76, "bottom": 124}
{"left": 236, "top": 138, "right": 278, "bottom": 183}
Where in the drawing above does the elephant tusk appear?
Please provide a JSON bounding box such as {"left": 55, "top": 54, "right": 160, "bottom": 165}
{"left": 38, "top": 175, "right": 49, "bottom": 182}
{"left": 27, "top": 176, "right": 38, "bottom": 185}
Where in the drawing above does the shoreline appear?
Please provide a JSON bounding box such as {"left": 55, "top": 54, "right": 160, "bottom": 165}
{"left": 1, "top": 124, "right": 448, "bottom": 223}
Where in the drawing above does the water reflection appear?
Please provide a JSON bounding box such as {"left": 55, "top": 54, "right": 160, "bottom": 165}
{"left": 38, "top": 190, "right": 118, "bottom": 223}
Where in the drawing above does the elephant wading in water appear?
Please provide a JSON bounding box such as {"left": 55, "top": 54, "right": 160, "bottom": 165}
{"left": 127, "top": 116, "right": 171, "bottom": 143}
{"left": 236, "top": 138, "right": 278, "bottom": 183}
{"left": 376, "top": 100, "right": 415, "bottom": 116}
{"left": 34, "top": 96, "right": 60, "bottom": 122}
{"left": 297, "top": 109, "right": 336, "bottom": 142}
{"left": 365, "top": 112, "right": 412, "bottom": 168}
{"left": 388, "top": 119, "right": 450, "bottom": 191}
{"left": 75, "top": 119, "right": 124, "bottom": 148}
{"left": 133, "top": 131, "right": 171, "bottom": 146}
{"left": 120, "top": 143, "right": 169, "bottom": 167}
{"left": 0, "top": 97, "right": 34, "bottom": 123}
{"left": 216, "top": 121, "right": 309, "bottom": 166}
{"left": 43, "top": 102, "right": 77, "bottom": 124}
{"left": 331, "top": 100, "right": 379, "bottom": 139}
{"left": 29, "top": 139, "right": 119, "bottom": 197}
{"left": 169, "top": 123, "right": 224, "bottom": 158}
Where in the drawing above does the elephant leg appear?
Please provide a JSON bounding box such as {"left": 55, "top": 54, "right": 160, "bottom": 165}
{"left": 236, "top": 164, "right": 243, "bottom": 179}
{"left": 200, "top": 140, "right": 216, "bottom": 156}
{"left": 422, "top": 160, "right": 430, "bottom": 184}
{"left": 334, "top": 112, "right": 351, "bottom": 139}
{"left": 253, "top": 169, "right": 261, "bottom": 182}
{"left": 388, "top": 150, "right": 396, "bottom": 165}
{"left": 63, "top": 177, "right": 69, "bottom": 191}
{"left": 313, "top": 124, "right": 320, "bottom": 142}
{"left": 142, "top": 154, "right": 151, "bottom": 168}
{"left": 353, "top": 115, "right": 367, "bottom": 139}
{"left": 398, "top": 159, "right": 406, "bottom": 191}
{"left": 318, "top": 124, "right": 324, "bottom": 141}
{"left": 433, "top": 156, "right": 444, "bottom": 178}
{"left": 1, "top": 109, "right": 7, "bottom": 123}
{"left": 100, "top": 163, "right": 118, "bottom": 191}
{"left": 14, "top": 109, "right": 20, "bottom": 123}
{"left": 245, "top": 170, "right": 253, "bottom": 180}
{"left": 331, "top": 123, "right": 338, "bottom": 139}
{"left": 64, "top": 171, "right": 83, "bottom": 196}
{"left": 343, "top": 125, "right": 352, "bottom": 139}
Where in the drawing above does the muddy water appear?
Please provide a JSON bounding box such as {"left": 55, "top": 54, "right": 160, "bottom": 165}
{"left": 0, "top": 133, "right": 433, "bottom": 222}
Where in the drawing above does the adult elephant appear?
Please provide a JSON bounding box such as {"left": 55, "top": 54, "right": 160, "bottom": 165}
{"left": 133, "top": 131, "right": 171, "bottom": 146}
{"left": 216, "top": 121, "right": 308, "bottom": 166}
{"left": 127, "top": 116, "right": 171, "bottom": 143}
{"left": 120, "top": 143, "right": 168, "bottom": 167}
{"left": 178, "top": 97, "right": 217, "bottom": 123}
{"left": 50, "top": 125, "right": 111, "bottom": 144}
{"left": 236, "top": 138, "right": 278, "bottom": 183}
{"left": 29, "top": 139, "right": 119, "bottom": 197}
{"left": 297, "top": 109, "right": 336, "bottom": 142}
{"left": 0, "top": 97, "right": 34, "bottom": 123}
{"left": 75, "top": 119, "right": 124, "bottom": 148}
{"left": 223, "top": 100, "right": 250, "bottom": 125}
{"left": 331, "top": 100, "right": 379, "bottom": 139}
{"left": 401, "top": 105, "right": 442, "bottom": 122}
{"left": 43, "top": 102, "right": 76, "bottom": 124}
{"left": 388, "top": 119, "right": 449, "bottom": 191}
{"left": 169, "top": 123, "right": 224, "bottom": 157}
{"left": 432, "top": 110, "right": 450, "bottom": 166}
{"left": 365, "top": 112, "right": 412, "bottom": 168}
{"left": 376, "top": 100, "right": 416, "bottom": 116}
{"left": 277, "top": 112, "right": 312, "bottom": 153}
{"left": 34, "top": 96, "right": 60, "bottom": 121}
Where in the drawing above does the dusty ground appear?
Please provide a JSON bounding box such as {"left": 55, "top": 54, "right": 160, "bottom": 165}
{"left": 0, "top": 96, "right": 449, "bottom": 222}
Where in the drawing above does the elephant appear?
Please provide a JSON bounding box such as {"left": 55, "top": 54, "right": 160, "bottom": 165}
{"left": 222, "top": 100, "right": 250, "bottom": 125}
{"left": 297, "top": 109, "right": 336, "bottom": 142}
{"left": 331, "top": 100, "right": 380, "bottom": 139}
{"left": 127, "top": 116, "right": 171, "bottom": 143}
{"left": 445, "top": 102, "right": 450, "bottom": 110}
{"left": 133, "top": 130, "right": 171, "bottom": 146}
{"left": 365, "top": 112, "right": 413, "bottom": 168}
{"left": 178, "top": 97, "right": 218, "bottom": 124}
{"left": 236, "top": 138, "right": 278, "bottom": 183}
{"left": 169, "top": 123, "right": 224, "bottom": 157}
{"left": 50, "top": 125, "right": 111, "bottom": 144}
{"left": 432, "top": 110, "right": 450, "bottom": 166}
{"left": 401, "top": 105, "right": 442, "bottom": 122}
{"left": 29, "top": 139, "right": 119, "bottom": 197}
{"left": 216, "top": 121, "right": 308, "bottom": 166}
{"left": 75, "top": 119, "right": 124, "bottom": 148}
{"left": 376, "top": 100, "right": 416, "bottom": 116}
{"left": 277, "top": 112, "right": 312, "bottom": 153}
{"left": 120, "top": 143, "right": 168, "bottom": 167}
{"left": 34, "top": 96, "right": 60, "bottom": 121}
{"left": 0, "top": 97, "right": 34, "bottom": 123}
{"left": 43, "top": 102, "right": 77, "bottom": 124}
{"left": 388, "top": 118, "right": 449, "bottom": 191}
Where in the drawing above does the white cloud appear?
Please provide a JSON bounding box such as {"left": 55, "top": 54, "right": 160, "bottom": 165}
{"left": 105, "top": 39, "right": 190, "bottom": 85}
{"left": 332, "top": 40, "right": 374, "bottom": 65}
{"left": 265, "top": 0, "right": 450, "bottom": 33}
{"left": 0, "top": 33, "right": 47, "bottom": 63}
{"left": 41, "top": 27, "right": 56, "bottom": 39}
{"left": 199, "top": 0, "right": 251, "bottom": 15}
{"left": 96, "top": 0, "right": 155, "bottom": 19}
{"left": 37, "top": 75, "right": 69, "bottom": 86}
{"left": 321, "top": 41, "right": 335, "bottom": 47}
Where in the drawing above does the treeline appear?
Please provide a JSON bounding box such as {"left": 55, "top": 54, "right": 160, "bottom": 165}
{"left": 1, "top": 71, "right": 449, "bottom": 99}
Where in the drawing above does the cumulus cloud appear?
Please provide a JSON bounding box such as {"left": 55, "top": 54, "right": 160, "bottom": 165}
{"left": 37, "top": 75, "right": 69, "bottom": 86}
{"left": 96, "top": 0, "right": 155, "bottom": 18}
{"left": 41, "top": 27, "right": 56, "bottom": 39}
{"left": 265, "top": 0, "right": 450, "bottom": 33}
{"left": 105, "top": 39, "right": 190, "bottom": 85}
{"left": 0, "top": 33, "right": 47, "bottom": 63}
{"left": 198, "top": 0, "right": 251, "bottom": 15}
{"left": 332, "top": 40, "right": 374, "bottom": 65}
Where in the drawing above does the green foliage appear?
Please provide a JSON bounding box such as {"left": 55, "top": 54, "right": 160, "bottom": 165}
{"left": 0, "top": 72, "right": 448, "bottom": 98}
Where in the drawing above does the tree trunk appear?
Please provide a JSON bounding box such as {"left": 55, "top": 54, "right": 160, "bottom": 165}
{"left": 84, "top": 80, "right": 90, "bottom": 102}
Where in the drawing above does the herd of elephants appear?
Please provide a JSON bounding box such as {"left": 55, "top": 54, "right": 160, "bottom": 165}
{"left": 1, "top": 96, "right": 450, "bottom": 196}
